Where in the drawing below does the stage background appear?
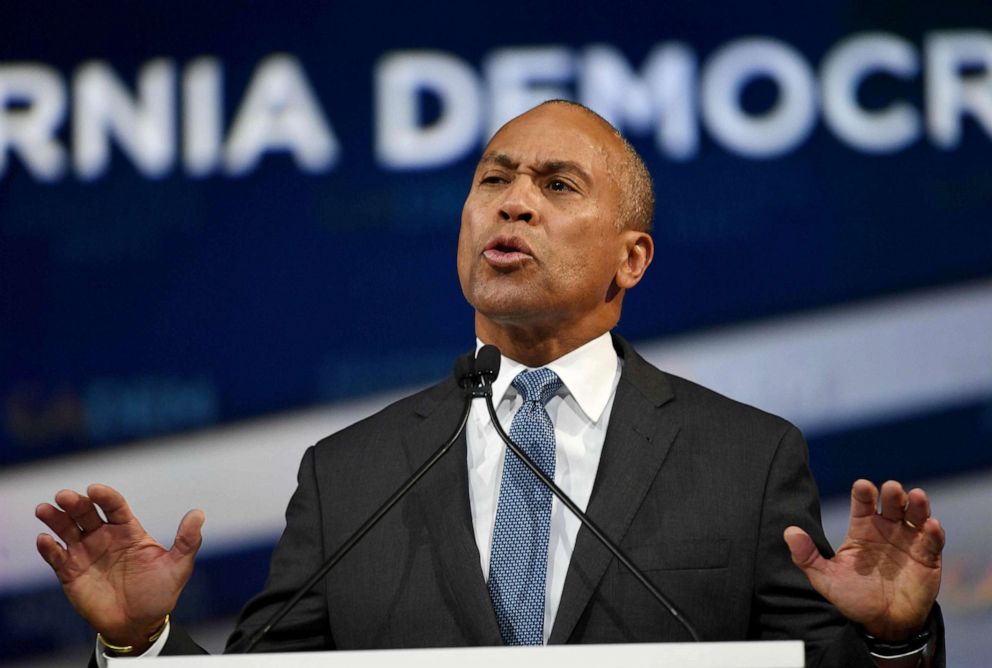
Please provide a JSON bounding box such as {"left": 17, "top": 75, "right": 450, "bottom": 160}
{"left": 1, "top": 2, "right": 990, "bottom": 665}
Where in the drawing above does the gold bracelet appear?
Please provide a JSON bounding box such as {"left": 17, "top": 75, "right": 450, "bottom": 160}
{"left": 97, "top": 613, "right": 170, "bottom": 654}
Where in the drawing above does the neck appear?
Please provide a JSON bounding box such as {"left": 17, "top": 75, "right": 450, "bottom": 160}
{"left": 474, "top": 313, "right": 614, "bottom": 367}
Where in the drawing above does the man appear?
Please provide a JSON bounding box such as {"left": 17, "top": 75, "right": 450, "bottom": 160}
{"left": 36, "top": 101, "right": 945, "bottom": 667}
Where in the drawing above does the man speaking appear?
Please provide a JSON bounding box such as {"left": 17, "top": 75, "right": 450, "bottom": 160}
{"left": 35, "top": 101, "right": 945, "bottom": 667}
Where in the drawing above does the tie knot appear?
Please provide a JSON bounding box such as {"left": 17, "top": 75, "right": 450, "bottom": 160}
{"left": 512, "top": 368, "right": 562, "bottom": 407}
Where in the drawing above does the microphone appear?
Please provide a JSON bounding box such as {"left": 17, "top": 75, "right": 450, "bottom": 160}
{"left": 477, "top": 345, "right": 702, "bottom": 642}
{"left": 232, "top": 349, "right": 495, "bottom": 653}
{"left": 455, "top": 355, "right": 476, "bottom": 389}
{"left": 475, "top": 345, "right": 501, "bottom": 385}
{"left": 461, "top": 344, "right": 500, "bottom": 397}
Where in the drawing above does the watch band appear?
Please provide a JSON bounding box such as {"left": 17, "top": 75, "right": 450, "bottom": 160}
{"left": 861, "top": 627, "right": 932, "bottom": 658}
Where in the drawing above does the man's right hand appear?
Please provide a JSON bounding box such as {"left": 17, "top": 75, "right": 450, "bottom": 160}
{"left": 35, "top": 484, "right": 204, "bottom": 653}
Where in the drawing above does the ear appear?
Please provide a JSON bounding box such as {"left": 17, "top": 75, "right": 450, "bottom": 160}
{"left": 615, "top": 231, "right": 653, "bottom": 290}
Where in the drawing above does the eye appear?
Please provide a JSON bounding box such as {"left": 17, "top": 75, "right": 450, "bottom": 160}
{"left": 548, "top": 178, "right": 575, "bottom": 193}
{"left": 479, "top": 173, "right": 508, "bottom": 186}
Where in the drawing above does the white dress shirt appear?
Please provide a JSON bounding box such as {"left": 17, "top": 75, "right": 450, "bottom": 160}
{"left": 467, "top": 332, "right": 621, "bottom": 642}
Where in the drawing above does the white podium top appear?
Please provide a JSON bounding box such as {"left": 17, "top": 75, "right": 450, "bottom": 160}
{"left": 113, "top": 641, "right": 804, "bottom": 668}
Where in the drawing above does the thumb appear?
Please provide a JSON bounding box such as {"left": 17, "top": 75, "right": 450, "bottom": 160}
{"left": 170, "top": 509, "right": 205, "bottom": 563}
{"left": 784, "top": 526, "right": 835, "bottom": 598}
{"left": 784, "top": 526, "right": 829, "bottom": 577}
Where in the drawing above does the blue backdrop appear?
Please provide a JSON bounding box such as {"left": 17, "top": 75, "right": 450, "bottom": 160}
{"left": 2, "top": 2, "right": 991, "bottom": 665}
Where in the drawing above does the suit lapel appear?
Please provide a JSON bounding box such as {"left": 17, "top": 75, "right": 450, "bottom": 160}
{"left": 401, "top": 375, "right": 503, "bottom": 645}
{"left": 549, "top": 336, "right": 680, "bottom": 644}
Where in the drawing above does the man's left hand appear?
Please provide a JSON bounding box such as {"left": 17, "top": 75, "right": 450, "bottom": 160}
{"left": 784, "top": 479, "right": 944, "bottom": 640}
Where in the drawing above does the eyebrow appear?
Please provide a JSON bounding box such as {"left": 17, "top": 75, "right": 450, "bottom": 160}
{"left": 478, "top": 152, "right": 593, "bottom": 185}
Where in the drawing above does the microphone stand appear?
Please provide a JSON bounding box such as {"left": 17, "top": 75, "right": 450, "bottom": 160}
{"left": 480, "top": 375, "right": 702, "bottom": 642}
{"left": 235, "top": 381, "right": 483, "bottom": 653}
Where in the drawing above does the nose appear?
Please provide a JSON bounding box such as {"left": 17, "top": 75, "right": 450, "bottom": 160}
{"left": 498, "top": 178, "right": 538, "bottom": 224}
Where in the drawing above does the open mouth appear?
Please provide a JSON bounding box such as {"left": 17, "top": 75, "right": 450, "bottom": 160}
{"left": 485, "top": 236, "right": 531, "bottom": 254}
{"left": 483, "top": 236, "right": 533, "bottom": 267}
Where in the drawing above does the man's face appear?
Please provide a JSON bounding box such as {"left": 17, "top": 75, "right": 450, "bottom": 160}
{"left": 457, "top": 105, "right": 630, "bottom": 330}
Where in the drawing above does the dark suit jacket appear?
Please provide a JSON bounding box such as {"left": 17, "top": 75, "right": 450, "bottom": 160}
{"left": 154, "top": 334, "right": 942, "bottom": 667}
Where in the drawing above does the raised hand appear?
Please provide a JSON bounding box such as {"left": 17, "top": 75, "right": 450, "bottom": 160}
{"left": 35, "top": 484, "right": 204, "bottom": 652}
{"left": 784, "top": 479, "right": 944, "bottom": 640}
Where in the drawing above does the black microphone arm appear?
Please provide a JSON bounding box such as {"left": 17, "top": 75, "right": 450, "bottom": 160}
{"left": 234, "top": 352, "right": 494, "bottom": 653}
{"left": 478, "top": 358, "right": 702, "bottom": 643}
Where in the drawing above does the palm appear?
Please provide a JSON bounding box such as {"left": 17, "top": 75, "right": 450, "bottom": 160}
{"left": 36, "top": 484, "right": 203, "bottom": 646}
{"left": 61, "top": 525, "right": 184, "bottom": 629}
{"left": 784, "top": 480, "right": 944, "bottom": 640}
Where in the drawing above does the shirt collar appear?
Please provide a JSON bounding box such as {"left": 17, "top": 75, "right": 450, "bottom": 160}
{"left": 475, "top": 331, "right": 619, "bottom": 423}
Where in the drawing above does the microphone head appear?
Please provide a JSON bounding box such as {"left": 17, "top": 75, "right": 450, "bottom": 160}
{"left": 475, "top": 345, "right": 501, "bottom": 383}
{"left": 453, "top": 354, "right": 475, "bottom": 388}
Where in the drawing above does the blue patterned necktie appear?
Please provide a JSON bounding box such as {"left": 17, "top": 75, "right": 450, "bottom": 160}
{"left": 487, "top": 368, "right": 563, "bottom": 645}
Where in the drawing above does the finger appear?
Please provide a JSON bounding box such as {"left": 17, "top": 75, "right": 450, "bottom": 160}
{"left": 36, "top": 501, "right": 83, "bottom": 545}
{"left": 905, "top": 518, "right": 946, "bottom": 568}
{"left": 879, "top": 480, "right": 908, "bottom": 522}
{"left": 36, "top": 533, "right": 69, "bottom": 572}
{"left": 87, "top": 483, "right": 138, "bottom": 525}
{"left": 169, "top": 509, "right": 205, "bottom": 563}
{"left": 849, "top": 479, "right": 878, "bottom": 519}
{"left": 56, "top": 489, "right": 105, "bottom": 534}
{"left": 783, "top": 526, "right": 831, "bottom": 593}
{"left": 922, "top": 518, "right": 946, "bottom": 555}
{"left": 903, "top": 488, "right": 930, "bottom": 529}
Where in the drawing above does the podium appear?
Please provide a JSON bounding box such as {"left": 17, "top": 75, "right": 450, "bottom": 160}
{"left": 114, "top": 641, "right": 804, "bottom": 667}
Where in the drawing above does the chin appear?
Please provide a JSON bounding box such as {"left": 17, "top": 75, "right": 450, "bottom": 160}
{"left": 468, "top": 288, "right": 547, "bottom": 323}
